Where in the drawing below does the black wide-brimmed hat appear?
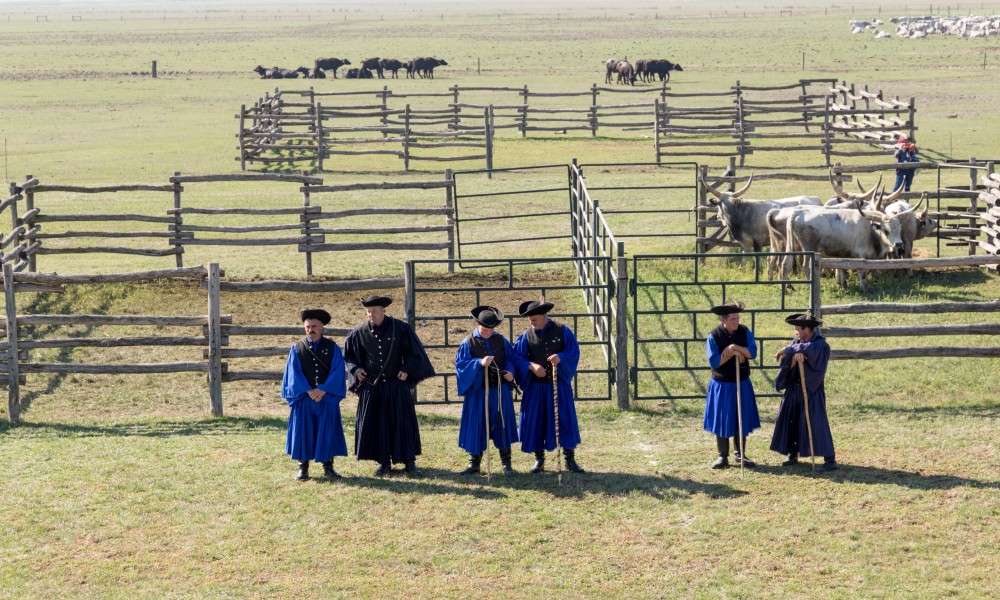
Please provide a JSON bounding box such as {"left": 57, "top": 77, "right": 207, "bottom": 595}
{"left": 300, "top": 309, "right": 332, "bottom": 325}
{"left": 518, "top": 300, "right": 554, "bottom": 317}
{"left": 785, "top": 312, "right": 823, "bottom": 328}
{"left": 710, "top": 301, "right": 746, "bottom": 316}
{"left": 470, "top": 305, "right": 504, "bottom": 328}
{"left": 359, "top": 295, "right": 392, "bottom": 308}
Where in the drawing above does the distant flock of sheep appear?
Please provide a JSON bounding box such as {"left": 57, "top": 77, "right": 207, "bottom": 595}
{"left": 850, "top": 15, "right": 1000, "bottom": 39}
{"left": 253, "top": 57, "right": 448, "bottom": 80}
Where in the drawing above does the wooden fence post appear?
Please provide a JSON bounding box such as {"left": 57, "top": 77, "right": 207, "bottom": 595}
{"left": 697, "top": 164, "right": 708, "bottom": 256}
{"left": 736, "top": 95, "right": 746, "bottom": 168}
{"left": 615, "top": 242, "right": 629, "bottom": 410}
{"left": 521, "top": 85, "right": 529, "bottom": 138}
{"left": 302, "top": 181, "right": 314, "bottom": 277}
{"left": 171, "top": 172, "right": 184, "bottom": 268}
{"left": 3, "top": 262, "right": 20, "bottom": 423}
{"left": 484, "top": 106, "right": 494, "bottom": 177}
{"left": 654, "top": 100, "right": 661, "bottom": 164}
{"left": 452, "top": 85, "right": 460, "bottom": 129}
{"left": 22, "top": 177, "right": 36, "bottom": 272}
{"left": 238, "top": 104, "right": 247, "bottom": 171}
{"left": 810, "top": 252, "right": 822, "bottom": 322}
{"left": 315, "top": 101, "right": 325, "bottom": 172}
{"left": 207, "top": 263, "right": 223, "bottom": 417}
{"left": 823, "top": 95, "right": 832, "bottom": 167}
{"left": 381, "top": 86, "right": 389, "bottom": 140}
{"left": 908, "top": 97, "right": 916, "bottom": 142}
{"left": 445, "top": 169, "right": 455, "bottom": 273}
{"left": 403, "top": 104, "right": 411, "bottom": 172}
{"left": 404, "top": 260, "right": 416, "bottom": 328}
{"left": 591, "top": 83, "right": 599, "bottom": 137}
{"left": 969, "top": 157, "right": 979, "bottom": 256}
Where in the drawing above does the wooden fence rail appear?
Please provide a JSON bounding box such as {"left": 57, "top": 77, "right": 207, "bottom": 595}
{"left": 0, "top": 264, "right": 402, "bottom": 422}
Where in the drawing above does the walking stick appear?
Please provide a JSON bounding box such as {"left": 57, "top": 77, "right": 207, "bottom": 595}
{"left": 484, "top": 361, "right": 491, "bottom": 482}
{"left": 798, "top": 360, "right": 816, "bottom": 471}
{"left": 735, "top": 357, "right": 744, "bottom": 479}
{"left": 553, "top": 364, "right": 562, "bottom": 487}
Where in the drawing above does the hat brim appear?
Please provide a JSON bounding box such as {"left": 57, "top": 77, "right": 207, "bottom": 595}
{"left": 471, "top": 305, "right": 505, "bottom": 328}
{"left": 785, "top": 313, "right": 823, "bottom": 328}
{"left": 300, "top": 309, "right": 331, "bottom": 325}
{"left": 360, "top": 295, "right": 392, "bottom": 308}
{"left": 710, "top": 301, "right": 746, "bottom": 316}
{"left": 518, "top": 301, "right": 554, "bottom": 317}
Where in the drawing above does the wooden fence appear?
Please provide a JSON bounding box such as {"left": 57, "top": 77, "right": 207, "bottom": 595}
{"left": 0, "top": 263, "right": 402, "bottom": 423}
{"left": 816, "top": 255, "right": 1000, "bottom": 360}
{"left": 3, "top": 173, "right": 455, "bottom": 276}
{"left": 654, "top": 79, "right": 915, "bottom": 167}
{"left": 979, "top": 170, "right": 1000, "bottom": 271}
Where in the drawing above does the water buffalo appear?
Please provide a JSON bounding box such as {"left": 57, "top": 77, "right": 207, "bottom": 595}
{"left": 605, "top": 58, "right": 621, "bottom": 84}
{"left": 315, "top": 57, "right": 351, "bottom": 78}
{"left": 271, "top": 67, "right": 299, "bottom": 79}
{"left": 615, "top": 60, "right": 636, "bottom": 85}
{"left": 253, "top": 65, "right": 279, "bottom": 79}
{"left": 646, "top": 59, "right": 684, "bottom": 82}
{"left": 379, "top": 58, "right": 405, "bottom": 78}
{"left": 296, "top": 66, "right": 326, "bottom": 79}
{"left": 345, "top": 68, "right": 373, "bottom": 79}
{"left": 408, "top": 57, "right": 448, "bottom": 79}
{"left": 361, "top": 57, "right": 383, "bottom": 79}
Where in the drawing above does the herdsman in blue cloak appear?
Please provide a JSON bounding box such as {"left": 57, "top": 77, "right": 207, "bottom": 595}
{"left": 344, "top": 295, "right": 435, "bottom": 477}
{"left": 771, "top": 312, "right": 838, "bottom": 472}
{"left": 512, "top": 300, "right": 585, "bottom": 474}
{"left": 282, "top": 309, "right": 348, "bottom": 481}
{"left": 455, "top": 306, "right": 520, "bottom": 475}
{"left": 703, "top": 301, "right": 761, "bottom": 469}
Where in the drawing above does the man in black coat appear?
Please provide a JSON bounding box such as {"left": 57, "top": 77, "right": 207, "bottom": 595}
{"left": 344, "top": 295, "right": 435, "bottom": 477}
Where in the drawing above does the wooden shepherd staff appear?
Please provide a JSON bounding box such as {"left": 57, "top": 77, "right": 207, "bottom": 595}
{"left": 798, "top": 360, "right": 816, "bottom": 471}
{"left": 553, "top": 363, "right": 562, "bottom": 487}
{"left": 735, "top": 357, "right": 744, "bottom": 479}
{"left": 484, "top": 362, "right": 492, "bottom": 482}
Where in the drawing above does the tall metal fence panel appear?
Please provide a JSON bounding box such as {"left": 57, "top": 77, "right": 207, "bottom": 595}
{"left": 404, "top": 257, "right": 614, "bottom": 404}
{"left": 630, "top": 252, "right": 817, "bottom": 402}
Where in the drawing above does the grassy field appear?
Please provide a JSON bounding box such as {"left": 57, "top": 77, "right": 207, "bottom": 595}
{"left": 1, "top": 1, "right": 999, "bottom": 597}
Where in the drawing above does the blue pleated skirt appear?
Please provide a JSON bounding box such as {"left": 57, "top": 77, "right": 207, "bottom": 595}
{"left": 286, "top": 396, "right": 348, "bottom": 462}
{"left": 519, "top": 378, "right": 581, "bottom": 453}
{"left": 703, "top": 378, "right": 761, "bottom": 438}
{"left": 458, "top": 384, "right": 519, "bottom": 454}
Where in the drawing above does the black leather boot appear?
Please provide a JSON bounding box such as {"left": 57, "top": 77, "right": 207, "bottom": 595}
{"left": 499, "top": 449, "right": 514, "bottom": 474}
{"left": 322, "top": 460, "right": 342, "bottom": 480}
{"left": 295, "top": 461, "right": 310, "bottom": 481}
{"left": 530, "top": 450, "right": 545, "bottom": 473}
{"left": 712, "top": 436, "right": 730, "bottom": 469}
{"left": 374, "top": 462, "right": 391, "bottom": 477}
{"left": 781, "top": 453, "right": 799, "bottom": 466}
{"left": 733, "top": 436, "right": 756, "bottom": 468}
{"left": 404, "top": 461, "right": 423, "bottom": 477}
{"left": 818, "top": 456, "right": 838, "bottom": 472}
{"left": 563, "top": 448, "right": 586, "bottom": 473}
{"left": 460, "top": 453, "right": 482, "bottom": 475}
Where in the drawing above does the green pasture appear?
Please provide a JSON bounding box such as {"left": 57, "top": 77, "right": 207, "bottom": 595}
{"left": 1, "top": 1, "right": 999, "bottom": 597}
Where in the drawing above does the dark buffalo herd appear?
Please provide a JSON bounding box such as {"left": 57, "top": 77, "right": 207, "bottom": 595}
{"left": 253, "top": 57, "right": 448, "bottom": 80}
{"left": 605, "top": 58, "right": 684, "bottom": 85}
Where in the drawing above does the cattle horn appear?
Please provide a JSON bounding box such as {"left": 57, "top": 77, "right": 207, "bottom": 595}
{"left": 830, "top": 169, "right": 850, "bottom": 200}
{"left": 882, "top": 183, "right": 905, "bottom": 205}
{"left": 731, "top": 172, "right": 754, "bottom": 198}
{"left": 919, "top": 193, "right": 929, "bottom": 219}
{"left": 903, "top": 194, "right": 924, "bottom": 215}
{"left": 700, "top": 177, "right": 724, "bottom": 201}
{"left": 861, "top": 173, "right": 882, "bottom": 201}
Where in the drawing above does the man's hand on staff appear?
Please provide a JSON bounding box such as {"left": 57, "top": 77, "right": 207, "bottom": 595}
{"left": 355, "top": 368, "right": 367, "bottom": 383}
{"left": 547, "top": 354, "right": 561, "bottom": 366}
{"left": 480, "top": 356, "right": 494, "bottom": 368}
{"left": 791, "top": 353, "right": 806, "bottom": 367}
{"left": 723, "top": 344, "right": 750, "bottom": 363}
{"left": 307, "top": 388, "right": 325, "bottom": 402}
{"left": 502, "top": 370, "right": 514, "bottom": 382}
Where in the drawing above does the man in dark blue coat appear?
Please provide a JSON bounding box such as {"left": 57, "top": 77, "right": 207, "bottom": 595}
{"left": 344, "top": 295, "right": 435, "bottom": 477}
{"left": 455, "top": 306, "right": 519, "bottom": 474}
{"left": 771, "top": 312, "right": 838, "bottom": 472}
{"left": 282, "top": 309, "right": 347, "bottom": 481}
{"left": 512, "top": 300, "right": 584, "bottom": 474}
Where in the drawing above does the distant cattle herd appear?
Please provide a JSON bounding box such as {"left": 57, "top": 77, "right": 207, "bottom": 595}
{"left": 253, "top": 57, "right": 449, "bottom": 80}
{"left": 605, "top": 58, "right": 684, "bottom": 86}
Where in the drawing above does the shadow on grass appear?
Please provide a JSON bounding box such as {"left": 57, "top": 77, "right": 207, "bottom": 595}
{"left": 755, "top": 463, "right": 999, "bottom": 490}
{"left": 336, "top": 464, "right": 746, "bottom": 501}
{"left": 848, "top": 401, "right": 1000, "bottom": 418}
{"left": 0, "top": 416, "right": 287, "bottom": 437}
